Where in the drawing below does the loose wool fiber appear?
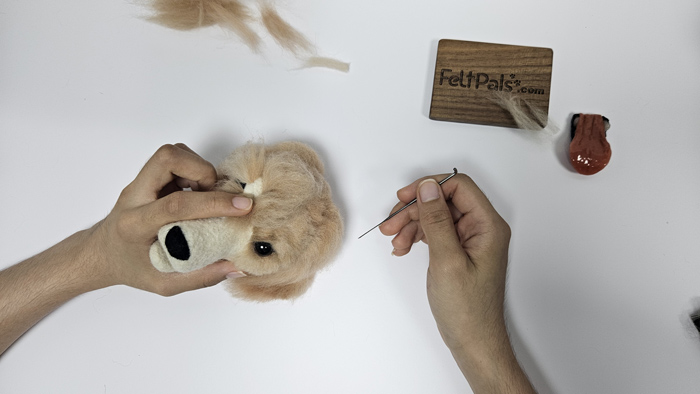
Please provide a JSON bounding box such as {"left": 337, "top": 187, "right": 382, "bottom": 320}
{"left": 144, "top": 0, "right": 349, "bottom": 71}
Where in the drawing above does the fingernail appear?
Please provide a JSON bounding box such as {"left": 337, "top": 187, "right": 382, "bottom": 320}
{"left": 226, "top": 271, "right": 247, "bottom": 279}
{"left": 418, "top": 179, "right": 439, "bottom": 203}
{"left": 391, "top": 248, "right": 397, "bottom": 256}
{"left": 232, "top": 196, "right": 252, "bottom": 210}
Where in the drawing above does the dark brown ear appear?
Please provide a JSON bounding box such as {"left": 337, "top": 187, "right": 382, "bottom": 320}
{"left": 228, "top": 275, "right": 315, "bottom": 302}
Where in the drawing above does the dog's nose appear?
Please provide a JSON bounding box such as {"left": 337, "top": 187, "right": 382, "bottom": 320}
{"left": 165, "top": 226, "right": 190, "bottom": 260}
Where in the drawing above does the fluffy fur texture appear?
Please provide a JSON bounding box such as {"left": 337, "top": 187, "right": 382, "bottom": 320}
{"left": 147, "top": 0, "right": 262, "bottom": 49}
{"left": 491, "top": 92, "right": 558, "bottom": 135}
{"left": 259, "top": 3, "right": 313, "bottom": 55}
{"left": 149, "top": 141, "right": 344, "bottom": 301}
{"left": 144, "top": 0, "right": 349, "bottom": 72}
{"left": 300, "top": 56, "right": 351, "bottom": 73}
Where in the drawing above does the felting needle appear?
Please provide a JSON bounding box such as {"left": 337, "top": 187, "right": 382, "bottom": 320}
{"left": 358, "top": 168, "right": 458, "bottom": 239}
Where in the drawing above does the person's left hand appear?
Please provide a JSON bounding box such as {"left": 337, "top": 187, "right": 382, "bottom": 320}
{"left": 84, "top": 143, "right": 253, "bottom": 296}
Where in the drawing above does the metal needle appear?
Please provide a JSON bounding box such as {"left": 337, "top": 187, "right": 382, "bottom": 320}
{"left": 358, "top": 168, "right": 458, "bottom": 239}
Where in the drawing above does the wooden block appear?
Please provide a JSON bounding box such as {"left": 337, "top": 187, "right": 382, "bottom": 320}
{"left": 429, "top": 39, "right": 553, "bottom": 128}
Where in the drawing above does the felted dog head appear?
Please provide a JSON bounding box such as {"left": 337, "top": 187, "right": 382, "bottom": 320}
{"left": 149, "top": 141, "right": 343, "bottom": 301}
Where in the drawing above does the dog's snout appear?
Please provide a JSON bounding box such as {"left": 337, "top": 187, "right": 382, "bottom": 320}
{"left": 165, "top": 226, "right": 190, "bottom": 260}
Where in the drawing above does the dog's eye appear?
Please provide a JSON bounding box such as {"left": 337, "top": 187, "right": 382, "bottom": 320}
{"left": 253, "top": 242, "right": 274, "bottom": 257}
{"left": 236, "top": 179, "right": 247, "bottom": 189}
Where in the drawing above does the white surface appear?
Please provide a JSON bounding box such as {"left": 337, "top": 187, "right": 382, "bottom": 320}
{"left": 2, "top": 0, "right": 700, "bottom": 393}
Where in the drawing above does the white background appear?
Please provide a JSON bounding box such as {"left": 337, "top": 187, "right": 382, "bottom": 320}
{"left": 2, "top": 0, "right": 700, "bottom": 393}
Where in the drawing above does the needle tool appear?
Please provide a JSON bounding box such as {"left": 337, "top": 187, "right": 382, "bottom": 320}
{"left": 358, "top": 168, "right": 458, "bottom": 239}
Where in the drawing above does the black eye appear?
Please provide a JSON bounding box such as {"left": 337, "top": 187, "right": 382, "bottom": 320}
{"left": 253, "top": 242, "right": 274, "bottom": 257}
{"left": 236, "top": 179, "right": 247, "bottom": 189}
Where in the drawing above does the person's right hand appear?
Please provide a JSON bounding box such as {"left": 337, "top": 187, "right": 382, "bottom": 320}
{"left": 379, "top": 173, "right": 511, "bottom": 350}
{"left": 380, "top": 173, "right": 534, "bottom": 393}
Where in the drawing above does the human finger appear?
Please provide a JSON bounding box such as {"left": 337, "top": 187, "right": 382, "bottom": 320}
{"left": 390, "top": 220, "right": 422, "bottom": 252}
{"left": 173, "top": 142, "right": 199, "bottom": 156}
{"left": 381, "top": 172, "right": 459, "bottom": 235}
{"left": 396, "top": 172, "right": 455, "bottom": 203}
{"left": 156, "top": 178, "right": 205, "bottom": 200}
{"left": 127, "top": 144, "right": 219, "bottom": 203}
{"left": 416, "top": 179, "right": 468, "bottom": 267}
{"left": 434, "top": 173, "right": 500, "bottom": 220}
{"left": 127, "top": 190, "right": 253, "bottom": 237}
{"left": 157, "top": 172, "right": 215, "bottom": 199}
{"left": 150, "top": 260, "right": 243, "bottom": 297}
{"left": 391, "top": 231, "right": 424, "bottom": 257}
{"left": 391, "top": 245, "right": 411, "bottom": 257}
{"left": 380, "top": 192, "right": 462, "bottom": 238}
{"left": 170, "top": 142, "right": 214, "bottom": 191}
{"left": 156, "top": 180, "right": 183, "bottom": 199}
{"left": 379, "top": 200, "right": 419, "bottom": 236}
{"left": 172, "top": 143, "right": 212, "bottom": 191}
{"left": 398, "top": 173, "right": 501, "bottom": 234}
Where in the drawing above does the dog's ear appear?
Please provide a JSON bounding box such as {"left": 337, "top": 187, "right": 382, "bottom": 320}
{"left": 270, "top": 141, "right": 325, "bottom": 174}
{"left": 227, "top": 275, "right": 316, "bottom": 302}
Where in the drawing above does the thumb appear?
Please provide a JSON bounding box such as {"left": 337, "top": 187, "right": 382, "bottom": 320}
{"left": 417, "top": 179, "right": 465, "bottom": 265}
{"left": 193, "top": 260, "right": 246, "bottom": 289}
{"left": 164, "top": 261, "right": 243, "bottom": 295}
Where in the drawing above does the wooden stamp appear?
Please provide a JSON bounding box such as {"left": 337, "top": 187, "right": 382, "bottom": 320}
{"left": 429, "top": 39, "right": 553, "bottom": 128}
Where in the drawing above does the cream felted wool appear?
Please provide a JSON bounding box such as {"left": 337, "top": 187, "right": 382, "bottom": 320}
{"left": 149, "top": 217, "right": 251, "bottom": 273}
{"left": 149, "top": 141, "right": 344, "bottom": 301}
